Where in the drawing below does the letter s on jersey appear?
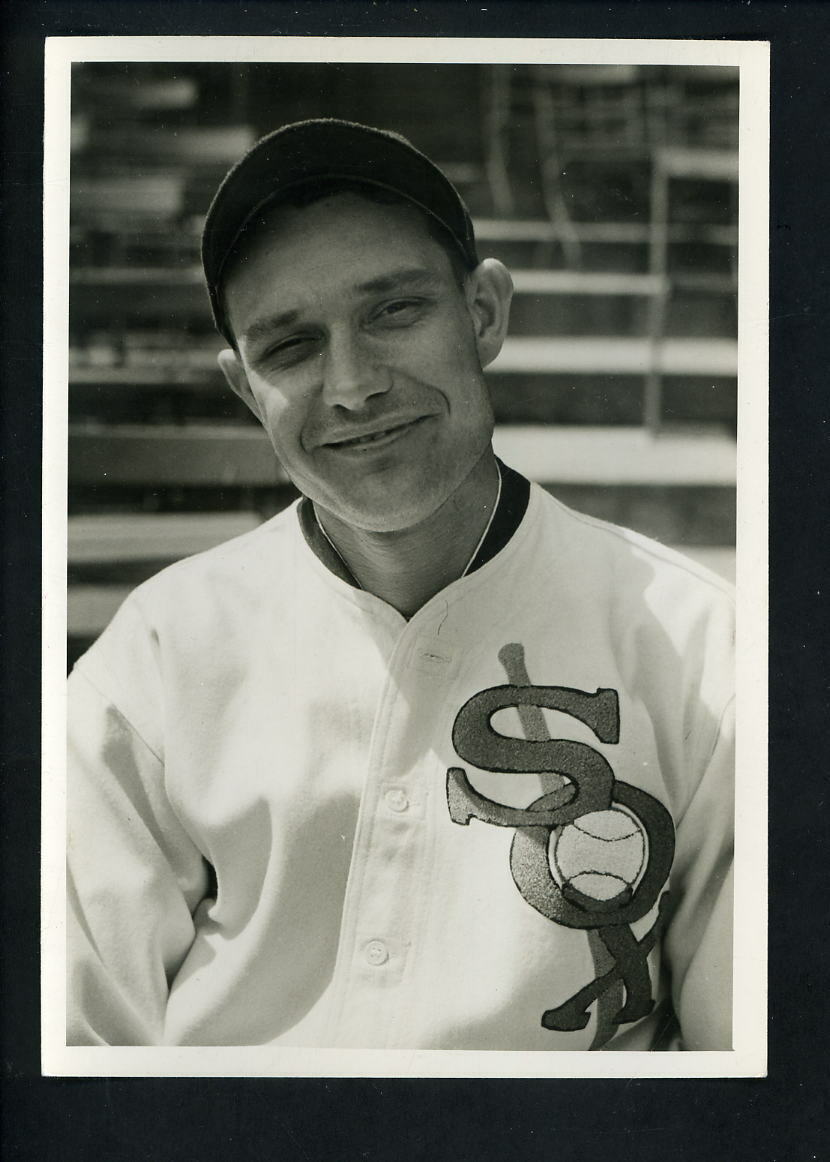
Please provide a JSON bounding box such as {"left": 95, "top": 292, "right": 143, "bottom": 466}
{"left": 446, "top": 656, "right": 675, "bottom": 1036}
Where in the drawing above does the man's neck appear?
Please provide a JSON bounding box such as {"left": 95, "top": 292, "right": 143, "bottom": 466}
{"left": 314, "top": 450, "right": 501, "bottom": 618}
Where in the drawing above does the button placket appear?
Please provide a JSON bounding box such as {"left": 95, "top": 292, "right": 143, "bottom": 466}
{"left": 411, "top": 640, "right": 457, "bottom": 677}
{"left": 383, "top": 786, "right": 409, "bottom": 813}
{"left": 363, "top": 939, "right": 390, "bottom": 967}
{"left": 327, "top": 620, "right": 458, "bottom": 1045}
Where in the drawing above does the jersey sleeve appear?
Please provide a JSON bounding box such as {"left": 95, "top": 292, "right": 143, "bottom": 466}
{"left": 664, "top": 695, "right": 735, "bottom": 1050}
{"left": 67, "top": 612, "right": 210, "bottom": 1046}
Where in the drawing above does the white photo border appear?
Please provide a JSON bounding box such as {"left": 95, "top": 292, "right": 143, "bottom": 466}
{"left": 42, "top": 34, "right": 769, "bottom": 1079}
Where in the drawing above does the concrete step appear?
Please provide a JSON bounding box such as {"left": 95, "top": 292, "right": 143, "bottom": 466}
{"left": 68, "top": 335, "right": 737, "bottom": 383}
{"left": 509, "top": 270, "right": 665, "bottom": 296}
{"left": 655, "top": 147, "right": 738, "bottom": 182}
{"left": 72, "top": 175, "right": 186, "bottom": 219}
{"left": 69, "top": 422, "right": 736, "bottom": 490}
{"left": 492, "top": 425, "right": 735, "bottom": 486}
{"left": 73, "top": 75, "right": 198, "bottom": 114}
{"left": 67, "top": 213, "right": 737, "bottom": 269}
{"left": 507, "top": 292, "right": 735, "bottom": 340}
{"left": 70, "top": 266, "right": 673, "bottom": 329}
{"left": 488, "top": 373, "right": 736, "bottom": 428}
{"left": 68, "top": 372, "right": 737, "bottom": 431}
{"left": 68, "top": 511, "right": 261, "bottom": 564}
{"left": 88, "top": 126, "right": 257, "bottom": 166}
{"left": 494, "top": 336, "right": 737, "bottom": 377}
{"left": 475, "top": 218, "right": 737, "bottom": 246}
{"left": 69, "top": 423, "right": 285, "bottom": 487}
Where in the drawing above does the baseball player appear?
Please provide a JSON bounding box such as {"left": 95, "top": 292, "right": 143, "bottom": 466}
{"left": 67, "top": 120, "right": 734, "bottom": 1050}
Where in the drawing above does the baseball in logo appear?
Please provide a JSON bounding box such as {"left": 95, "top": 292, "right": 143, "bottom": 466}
{"left": 446, "top": 643, "right": 675, "bottom": 1039}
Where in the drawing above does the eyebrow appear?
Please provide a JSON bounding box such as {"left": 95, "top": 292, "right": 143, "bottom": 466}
{"left": 240, "top": 266, "right": 441, "bottom": 348}
{"left": 242, "top": 308, "right": 301, "bottom": 347}
{"left": 354, "top": 267, "right": 441, "bottom": 295}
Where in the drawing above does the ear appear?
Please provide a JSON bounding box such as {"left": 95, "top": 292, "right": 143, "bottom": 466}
{"left": 465, "top": 258, "right": 513, "bottom": 368}
{"left": 217, "top": 348, "right": 263, "bottom": 423}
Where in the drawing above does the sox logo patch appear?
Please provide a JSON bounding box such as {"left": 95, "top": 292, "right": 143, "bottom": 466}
{"left": 446, "top": 643, "right": 675, "bottom": 1042}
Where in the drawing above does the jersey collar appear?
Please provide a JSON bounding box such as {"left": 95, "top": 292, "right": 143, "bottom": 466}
{"left": 297, "top": 458, "right": 531, "bottom": 590}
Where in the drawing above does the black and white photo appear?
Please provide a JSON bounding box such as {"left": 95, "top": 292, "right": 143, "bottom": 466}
{"left": 42, "top": 37, "right": 768, "bottom": 1077}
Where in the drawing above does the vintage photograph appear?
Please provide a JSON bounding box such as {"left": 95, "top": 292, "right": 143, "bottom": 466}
{"left": 43, "top": 37, "right": 768, "bottom": 1076}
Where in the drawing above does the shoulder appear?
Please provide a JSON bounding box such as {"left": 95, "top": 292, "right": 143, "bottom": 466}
{"left": 139, "top": 502, "right": 301, "bottom": 592}
{"left": 527, "top": 487, "right": 735, "bottom": 794}
{"left": 532, "top": 484, "right": 734, "bottom": 615}
{"left": 527, "top": 487, "right": 735, "bottom": 712}
{"left": 72, "top": 503, "right": 303, "bottom": 678}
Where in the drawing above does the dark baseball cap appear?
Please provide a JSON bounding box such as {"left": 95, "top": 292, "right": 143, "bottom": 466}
{"left": 201, "top": 118, "right": 480, "bottom": 343}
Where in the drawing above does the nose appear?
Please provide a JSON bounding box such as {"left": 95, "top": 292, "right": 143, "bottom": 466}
{"left": 321, "top": 327, "right": 390, "bottom": 410}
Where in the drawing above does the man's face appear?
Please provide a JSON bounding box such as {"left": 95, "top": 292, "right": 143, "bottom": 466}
{"left": 218, "top": 193, "right": 511, "bottom": 532}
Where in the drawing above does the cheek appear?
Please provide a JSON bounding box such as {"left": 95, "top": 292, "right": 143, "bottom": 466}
{"left": 438, "top": 320, "right": 487, "bottom": 382}
{"left": 434, "top": 341, "right": 493, "bottom": 416}
{"left": 405, "top": 331, "right": 480, "bottom": 395}
{"left": 250, "top": 381, "right": 305, "bottom": 446}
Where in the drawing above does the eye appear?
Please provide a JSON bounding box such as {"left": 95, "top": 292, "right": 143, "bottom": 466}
{"left": 371, "top": 298, "right": 426, "bottom": 326}
{"left": 256, "top": 333, "right": 320, "bottom": 369}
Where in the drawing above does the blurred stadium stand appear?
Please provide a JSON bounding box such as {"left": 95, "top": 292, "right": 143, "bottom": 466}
{"left": 68, "top": 62, "right": 739, "bottom": 667}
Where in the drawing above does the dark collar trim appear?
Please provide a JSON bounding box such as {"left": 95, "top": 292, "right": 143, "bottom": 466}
{"left": 465, "top": 459, "right": 530, "bottom": 576}
{"left": 297, "top": 495, "right": 358, "bottom": 587}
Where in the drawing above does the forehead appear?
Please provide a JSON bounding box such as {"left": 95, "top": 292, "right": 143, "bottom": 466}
{"left": 221, "top": 193, "right": 458, "bottom": 327}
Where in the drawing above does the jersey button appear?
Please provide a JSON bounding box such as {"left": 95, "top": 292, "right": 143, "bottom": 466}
{"left": 384, "top": 787, "right": 409, "bottom": 813}
{"left": 364, "top": 940, "right": 389, "bottom": 967}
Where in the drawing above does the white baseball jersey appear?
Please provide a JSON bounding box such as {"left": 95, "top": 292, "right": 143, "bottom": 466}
{"left": 67, "top": 466, "right": 734, "bottom": 1050}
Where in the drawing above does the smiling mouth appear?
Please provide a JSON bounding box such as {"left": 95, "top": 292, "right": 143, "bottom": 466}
{"left": 325, "top": 417, "right": 428, "bottom": 450}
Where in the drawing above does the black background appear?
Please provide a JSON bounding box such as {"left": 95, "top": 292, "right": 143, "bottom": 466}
{"left": 2, "top": 2, "right": 828, "bottom": 1159}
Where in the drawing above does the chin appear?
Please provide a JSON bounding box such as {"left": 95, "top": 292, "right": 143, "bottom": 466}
{"left": 329, "top": 481, "right": 451, "bottom": 534}
{"left": 339, "top": 501, "right": 442, "bottom": 535}
{"left": 309, "top": 441, "right": 492, "bottom": 534}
